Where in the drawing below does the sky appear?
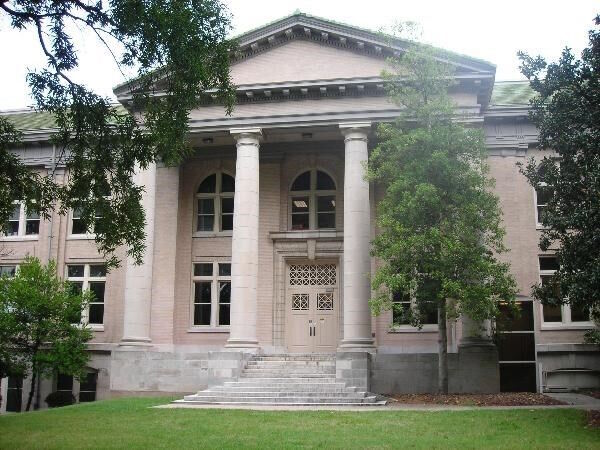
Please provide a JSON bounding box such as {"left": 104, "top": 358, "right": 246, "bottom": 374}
{"left": 0, "top": 0, "right": 597, "bottom": 110}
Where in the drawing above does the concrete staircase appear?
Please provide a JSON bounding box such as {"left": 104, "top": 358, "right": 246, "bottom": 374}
{"left": 176, "top": 354, "right": 386, "bottom": 406}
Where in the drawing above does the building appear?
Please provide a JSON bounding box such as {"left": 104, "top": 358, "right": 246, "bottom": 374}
{"left": 1, "top": 13, "right": 598, "bottom": 410}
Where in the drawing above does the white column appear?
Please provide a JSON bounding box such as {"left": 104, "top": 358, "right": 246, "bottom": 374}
{"left": 339, "top": 123, "right": 374, "bottom": 349}
{"left": 121, "top": 162, "right": 156, "bottom": 346}
{"left": 226, "top": 128, "right": 261, "bottom": 348}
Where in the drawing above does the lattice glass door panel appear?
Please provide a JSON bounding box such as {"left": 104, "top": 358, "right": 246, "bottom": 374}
{"left": 317, "top": 293, "right": 333, "bottom": 311}
{"left": 292, "top": 293, "right": 309, "bottom": 311}
{"left": 289, "top": 264, "right": 336, "bottom": 286}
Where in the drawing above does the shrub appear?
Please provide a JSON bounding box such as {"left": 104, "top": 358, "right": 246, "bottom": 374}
{"left": 45, "top": 391, "right": 76, "bottom": 408}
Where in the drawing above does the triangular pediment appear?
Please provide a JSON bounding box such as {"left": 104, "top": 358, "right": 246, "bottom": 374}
{"left": 231, "top": 39, "right": 393, "bottom": 87}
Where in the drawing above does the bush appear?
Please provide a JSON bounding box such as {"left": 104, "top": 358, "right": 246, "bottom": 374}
{"left": 45, "top": 391, "right": 76, "bottom": 408}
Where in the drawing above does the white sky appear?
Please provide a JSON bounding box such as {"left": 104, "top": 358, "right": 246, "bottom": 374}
{"left": 0, "top": 0, "right": 597, "bottom": 110}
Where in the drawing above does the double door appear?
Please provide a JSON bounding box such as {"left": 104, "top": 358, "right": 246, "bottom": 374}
{"left": 288, "top": 288, "right": 338, "bottom": 353}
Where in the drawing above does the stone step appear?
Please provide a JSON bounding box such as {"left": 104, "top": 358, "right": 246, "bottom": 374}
{"left": 173, "top": 399, "right": 387, "bottom": 407}
{"left": 242, "top": 370, "right": 335, "bottom": 376}
{"left": 190, "top": 391, "right": 368, "bottom": 399}
{"left": 253, "top": 354, "right": 335, "bottom": 361}
{"left": 213, "top": 384, "right": 353, "bottom": 392}
{"left": 225, "top": 377, "right": 339, "bottom": 385}
{"left": 246, "top": 360, "right": 336, "bottom": 367}
{"left": 242, "top": 372, "right": 334, "bottom": 378}
{"left": 181, "top": 395, "right": 379, "bottom": 404}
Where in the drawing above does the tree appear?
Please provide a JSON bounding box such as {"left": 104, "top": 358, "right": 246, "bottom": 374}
{"left": 0, "top": 0, "right": 236, "bottom": 267}
{"left": 368, "top": 43, "right": 517, "bottom": 393}
{"left": 0, "top": 257, "right": 93, "bottom": 411}
{"left": 518, "top": 15, "right": 600, "bottom": 341}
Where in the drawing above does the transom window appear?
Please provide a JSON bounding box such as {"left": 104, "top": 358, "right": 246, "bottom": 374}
{"left": 67, "top": 264, "right": 107, "bottom": 327}
{"left": 289, "top": 169, "right": 336, "bottom": 230}
{"left": 3, "top": 202, "right": 39, "bottom": 238}
{"left": 196, "top": 172, "right": 235, "bottom": 233}
{"left": 192, "top": 262, "right": 231, "bottom": 327}
{"left": 539, "top": 256, "right": 590, "bottom": 325}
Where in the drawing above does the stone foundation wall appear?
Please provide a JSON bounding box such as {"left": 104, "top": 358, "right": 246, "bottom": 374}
{"left": 369, "top": 345, "right": 500, "bottom": 394}
{"left": 110, "top": 350, "right": 251, "bottom": 394}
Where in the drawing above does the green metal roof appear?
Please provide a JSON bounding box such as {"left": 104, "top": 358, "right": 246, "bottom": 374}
{"left": 1, "top": 104, "right": 128, "bottom": 132}
{"left": 490, "top": 81, "right": 536, "bottom": 106}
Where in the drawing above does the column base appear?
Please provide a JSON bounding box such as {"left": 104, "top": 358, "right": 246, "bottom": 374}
{"left": 119, "top": 336, "right": 152, "bottom": 347}
{"left": 225, "top": 339, "right": 259, "bottom": 349}
{"left": 338, "top": 338, "right": 376, "bottom": 352}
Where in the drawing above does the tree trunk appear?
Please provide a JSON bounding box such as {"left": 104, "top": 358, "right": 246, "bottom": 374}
{"left": 0, "top": 377, "right": 3, "bottom": 412}
{"left": 437, "top": 299, "right": 449, "bottom": 394}
{"left": 25, "top": 369, "right": 36, "bottom": 412}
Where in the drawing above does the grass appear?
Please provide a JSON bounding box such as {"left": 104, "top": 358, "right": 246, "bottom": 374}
{"left": 0, "top": 397, "right": 598, "bottom": 449}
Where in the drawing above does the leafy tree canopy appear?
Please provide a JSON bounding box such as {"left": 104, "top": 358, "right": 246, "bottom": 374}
{"left": 368, "top": 43, "right": 517, "bottom": 392}
{"left": 518, "top": 15, "right": 600, "bottom": 334}
{"left": 0, "top": 0, "right": 236, "bottom": 266}
{"left": 0, "top": 257, "right": 93, "bottom": 411}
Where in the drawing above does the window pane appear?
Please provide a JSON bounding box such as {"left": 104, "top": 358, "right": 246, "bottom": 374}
{"left": 291, "top": 171, "right": 311, "bottom": 191}
{"left": 498, "top": 333, "right": 535, "bottom": 361}
{"left": 198, "top": 199, "right": 214, "bottom": 214}
{"left": 7, "top": 205, "right": 19, "bottom": 236}
{"left": 317, "top": 195, "right": 335, "bottom": 212}
{"left": 57, "top": 374, "right": 73, "bottom": 391}
{"left": 543, "top": 304, "right": 562, "bottom": 322}
{"left": 194, "top": 282, "right": 211, "bottom": 302}
{"left": 419, "top": 302, "right": 438, "bottom": 325}
{"left": 221, "top": 197, "right": 234, "bottom": 214}
{"left": 9, "top": 205, "right": 20, "bottom": 221}
{"left": 291, "top": 214, "right": 309, "bottom": 230}
{"left": 570, "top": 304, "right": 589, "bottom": 322}
{"left": 79, "top": 372, "right": 97, "bottom": 393}
{"left": 68, "top": 265, "right": 85, "bottom": 278}
{"left": 291, "top": 197, "right": 309, "bottom": 213}
{"left": 194, "top": 263, "right": 213, "bottom": 277}
{"left": 498, "top": 301, "right": 534, "bottom": 332}
{"left": 392, "top": 302, "right": 411, "bottom": 325}
{"left": 536, "top": 186, "right": 553, "bottom": 204}
{"left": 88, "top": 304, "right": 104, "bottom": 324}
{"left": 197, "top": 215, "right": 214, "bottom": 232}
{"left": 219, "top": 263, "right": 231, "bottom": 277}
{"left": 221, "top": 174, "right": 235, "bottom": 193}
{"left": 0, "top": 266, "right": 16, "bottom": 277}
{"left": 317, "top": 213, "right": 335, "bottom": 229}
{"left": 541, "top": 274, "right": 561, "bottom": 299}
{"left": 218, "top": 281, "right": 231, "bottom": 326}
{"left": 79, "top": 391, "right": 96, "bottom": 403}
{"left": 89, "top": 282, "right": 105, "bottom": 302}
{"left": 316, "top": 171, "right": 335, "bottom": 190}
{"left": 26, "top": 208, "right": 40, "bottom": 220}
{"left": 221, "top": 214, "right": 233, "bottom": 231}
{"left": 69, "top": 281, "right": 83, "bottom": 295}
{"left": 72, "top": 218, "right": 87, "bottom": 234}
{"left": 198, "top": 174, "right": 216, "bottom": 193}
{"left": 539, "top": 256, "right": 559, "bottom": 271}
{"left": 89, "top": 265, "right": 107, "bottom": 277}
{"left": 25, "top": 219, "right": 39, "bottom": 235}
{"left": 194, "top": 304, "right": 211, "bottom": 326}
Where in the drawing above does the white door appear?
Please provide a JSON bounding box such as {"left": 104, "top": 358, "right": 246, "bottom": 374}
{"left": 286, "top": 263, "right": 338, "bottom": 353}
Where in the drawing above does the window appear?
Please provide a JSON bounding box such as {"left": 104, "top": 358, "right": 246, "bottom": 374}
{"left": 191, "top": 262, "right": 231, "bottom": 327}
{"left": 79, "top": 372, "right": 98, "bottom": 402}
{"left": 539, "top": 256, "right": 590, "bottom": 326}
{"left": 66, "top": 264, "right": 107, "bottom": 326}
{"left": 6, "top": 376, "right": 23, "bottom": 412}
{"left": 289, "top": 169, "right": 336, "bottom": 230}
{"left": 0, "top": 265, "right": 17, "bottom": 277}
{"left": 195, "top": 173, "right": 235, "bottom": 233}
{"left": 534, "top": 184, "right": 552, "bottom": 227}
{"left": 2, "top": 202, "right": 39, "bottom": 238}
{"left": 71, "top": 207, "right": 102, "bottom": 236}
{"left": 56, "top": 373, "right": 74, "bottom": 394}
{"left": 391, "top": 290, "right": 438, "bottom": 328}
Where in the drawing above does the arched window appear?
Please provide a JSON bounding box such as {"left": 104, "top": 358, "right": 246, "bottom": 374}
{"left": 289, "top": 169, "right": 336, "bottom": 230}
{"left": 196, "top": 172, "right": 235, "bottom": 232}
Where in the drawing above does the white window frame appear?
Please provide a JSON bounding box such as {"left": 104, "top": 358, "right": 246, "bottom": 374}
{"left": 189, "top": 261, "right": 231, "bottom": 331}
{"left": 538, "top": 255, "right": 592, "bottom": 329}
{"left": 288, "top": 169, "right": 337, "bottom": 231}
{"left": 194, "top": 172, "right": 235, "bottom": 236}
{"left": 0, "top": 265, "right": 18, "bottom": 277}
{"left": 533, "top": 183, "right": 551, "bottom": 229}
{"left": 66, "top": 263, "right": 106, "bottom": 331}
{"left": 68, "top": 206, "right": 103, "bottom": 239}
{"left": 389, "top": 289, "right": 439, "bottom": 333}
{"left": 1, "top": 201, "right": 39, "bottom": 240}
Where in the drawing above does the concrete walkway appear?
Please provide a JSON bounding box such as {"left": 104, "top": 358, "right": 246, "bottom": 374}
{"left": 157, "top": 400, "right": 600, "bottom": 412}
{"left": 546, "top": 393, "right": 600, "bottom": 409}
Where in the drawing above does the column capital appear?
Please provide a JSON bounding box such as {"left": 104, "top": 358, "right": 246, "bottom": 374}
{"left": 339, "top": 122, "right": 371, "bottom": 135}
{"left": 230, "top": 127, "right": 262, "bottom": 142}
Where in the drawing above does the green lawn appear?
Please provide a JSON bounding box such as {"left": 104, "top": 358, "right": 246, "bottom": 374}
{"left": 0, "top": 397, "right": 598, "bottom": 449}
